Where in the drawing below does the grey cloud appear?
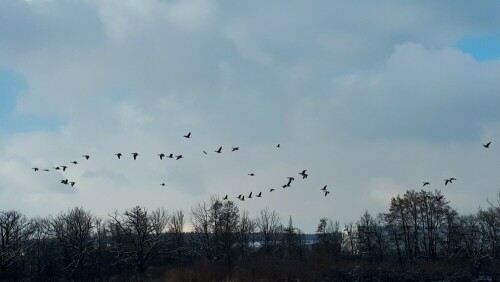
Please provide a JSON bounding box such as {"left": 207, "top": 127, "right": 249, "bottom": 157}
{"left": 2, "top": 1, "right": 500, "bottom": 231}
{"left": 327, "top": 43, "right": 500, "bottom": 142}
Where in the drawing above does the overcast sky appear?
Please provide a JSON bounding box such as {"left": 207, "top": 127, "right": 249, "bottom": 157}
{"left": 1, "top": 0, "right": 500, "bottom": 232}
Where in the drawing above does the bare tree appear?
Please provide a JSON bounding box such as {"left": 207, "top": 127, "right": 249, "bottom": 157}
{"left": 238, "top": 210, "right": 256, "bottom": 256}
{"left": 0, "top": 210, "right": 35, "bottom": 280}
{"left": 168, "top": 209, "right": 185, "bottom": 257}
{"left": 109, "top": 206, "right": 169, "bottom": 281}
{"left": 357, "top": 211, "right": 377, "bottom": 260}
{"left": 191, "top": 199, "right": 213, "bottom": 259}
{"left": 257, "top": 208, "right": 281, "bottom": 255}
{"left": 459, "top": 214, "right": 491, "bottom": 275}
{"left": 49, "top": 207, "right": 96, "bottom": 281}
{"left": 27, "top": 217, "right": 52, "bottom": 281}
{"left": 316, "top": 218, "right": 342, "bottom": 262}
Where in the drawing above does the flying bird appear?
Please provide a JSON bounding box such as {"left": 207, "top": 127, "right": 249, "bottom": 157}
{"left": 282, "top": 184, "right": 289, "bottom": 189}
{"left": 115, "top": 153, "right": 122, "bottom": 159}
{"left": 270, "top": 188, "right": 275, "bottom": 192}
{"left": 60, "top": 179, "right": 69, "bottom": 185}
{"left": 53, "top": 167, "right": 60, "bottom": 170}
{"left": 42, "top": 169, "right": 50, "bottom": 172}
{"left": 445, "top": 178, "right": 456, "bottom": 186}
{"left": 32, "top": 167, "right": 39, "bottom": 172}
{"left": 299, "top": 170, "right": 308, "bottom": 179}
{"left": 232, "top": 147, "right": 239, "bottom": 152}
{"left": 131, "top": 153, "right": 139, "bottom": 160}
{"left": 203, "top": 151, "right": 207, "bottom": 155}
{"left": 215, "top": 146, "right": 222, "bottom": 153}
{"left": 158, "top": 153, "right": 165, "bottom": 160}
{"left": 276, "top": 144, "right": 280, "bottom": 148}
{"left": 82, "top": 155, "right": 90, "bottom": 160}
{"left": 483, "top": 141, "right": 491, "bottom": 148}
{"left": 248, "top": 192, "right": 252, "bottom": 199}
{"left": 324, "top": 190, "right": 330, "bottom": 197}
{"left": 60, "top": 166, "right": 68, "bottom": 172}
{"left": 223, "top": 195, "right": 228, "bottom": 200}
{"left": 248, "top": 173, "right": 255, "bottom": 176}
{"left": 161, "top": 183, "right": 166, "bottom": 187}
{"left": 321, "top": 185, "right": 327, "bottom": 191}
{"left": 423, "top": 182, "right": 430, "bottom": 187}
{"left": 70, "top": 182, "right": 76, "bottom": 187}
{"left": 70, "top": 161, "right": 78, "bottom": 165}
{"left": 168, "top": 153, "right": 174, "bottom": 159}
{"left": 256, "top": 192, "right": 262, "bottom": 197}
{"left": 176, "top": 155, "right": 183, "bottom": 160}
{"left": 184, "top": 132, "right": 191, "bottom": 138}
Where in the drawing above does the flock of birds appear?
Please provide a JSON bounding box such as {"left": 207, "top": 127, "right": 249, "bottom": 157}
{"left": 30, "top": 132, "right": 333, "bottom": 202}
{"left": 420, "top": 141, "right": 492, "bottom": 188}
{"left": 30, "top": 134, "right": 494, "bottom": 203}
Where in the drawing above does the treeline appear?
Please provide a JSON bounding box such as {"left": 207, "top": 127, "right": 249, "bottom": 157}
{"left": 0, "top": 190, "right": 499, "bottom": 281}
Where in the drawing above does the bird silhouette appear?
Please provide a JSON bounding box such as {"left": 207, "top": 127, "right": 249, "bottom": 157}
{"left": 215, "top": 146, "right": 222, "bottom": 153}
{"left": 158, "top": 153, "right": 165, "bottom": 160}
{"left": 70, "top": 161, "right": 78, "bottom": 165}
{"left": 423, "top": 182, "right": 430, "bottom": 187}
{"left": 483, "top": 141, "right": 491, "bottom": 148}
{"left": 70, "top": 182, "right": 76, "bottom": 187}
{"left": 42, "top": 169, "right": 50, "bottom": 172}
{"left": 321, "top": 185, "right": 327, "bottom": 191}
{"left": 248, "top": 192, "right": 252, "bottom": 198}
{"left": 445, "top": 178, "right": 456, "bottom": 185}
{"left": 203, "top": 151, "right": 207, "bottom": 155}
{"left": 248, "top": 173, "right": 255, "bottom": 176}
{"left": 437, "top": 195, "right": 444, "bottom": 201}
{"left": 115, "top": 153, "right": 122, "bottom": 159}
{"left": 168, "top": 153, "right": 174, "bottom": 159}
{"left": 299, "top": 170, "right": 308, "bottom": 179}
{"left": 270, "top": 188, "right": 275, "bottom": 192}
{"left": 241, "top": 196, "right": 245, "bottom": 201}
{"left": 32, "top": 167, "right": 39, "bottom": 172}
{"left": 237, "top": 194, "right": 242, "bottom": 200}
{"left": 82, "top": 155, "right": 90, "bottom": 160}
{"left": 53, "top": 167, "right": 60, "bottom": 170}
{"left": 184, "top": 132, "right": 191, "bottom": 138}
{"left": 324, "top": 190, "right": 330, "bottom": 197}
{"left": 176, "top": 155, "right": 183, "bottom": 160}
{"left": 161, "top": 183, "right": 166, "bottom": 187}
{"left": 61, "top": 179, "right": 69, "bottom": 185}
{"left": 223, "top": 195, "right": 228, "bottom": 200}
{"left": 256, "top": 192, "right": 262, "bottom": 197}
{"left": 282, "top": 184, "right": 288, "bottom": 189}
{"left": 131, "top": 153, "right": 139, "bottom": 160}
{"left": 60, "top": 166, "right": 68, "bottom": 172}
{"left": 232, "top": 147, "right": 239, "bottom": 152}
{"left": 276, "top": 144, "right": 280, "bottom": 148}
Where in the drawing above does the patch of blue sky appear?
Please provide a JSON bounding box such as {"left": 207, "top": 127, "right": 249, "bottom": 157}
{"left": 457, "top": 34, "right": 500, "bottom": 61}
{"left": 0, "top": 68, "right": 64, "bottom": 134}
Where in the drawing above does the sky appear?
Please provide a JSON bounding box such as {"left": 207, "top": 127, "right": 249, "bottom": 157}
{"left": 1, "top": 0, "right": 500, "bottom": 233}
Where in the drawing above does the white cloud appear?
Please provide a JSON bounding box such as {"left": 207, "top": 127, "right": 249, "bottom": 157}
{"left": 2, "top": 1, "right": 500, "bottom": 231}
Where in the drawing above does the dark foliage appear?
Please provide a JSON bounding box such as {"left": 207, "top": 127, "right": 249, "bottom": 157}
{"left": 0, "top": 189, "right": 499, "bottom": 281}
